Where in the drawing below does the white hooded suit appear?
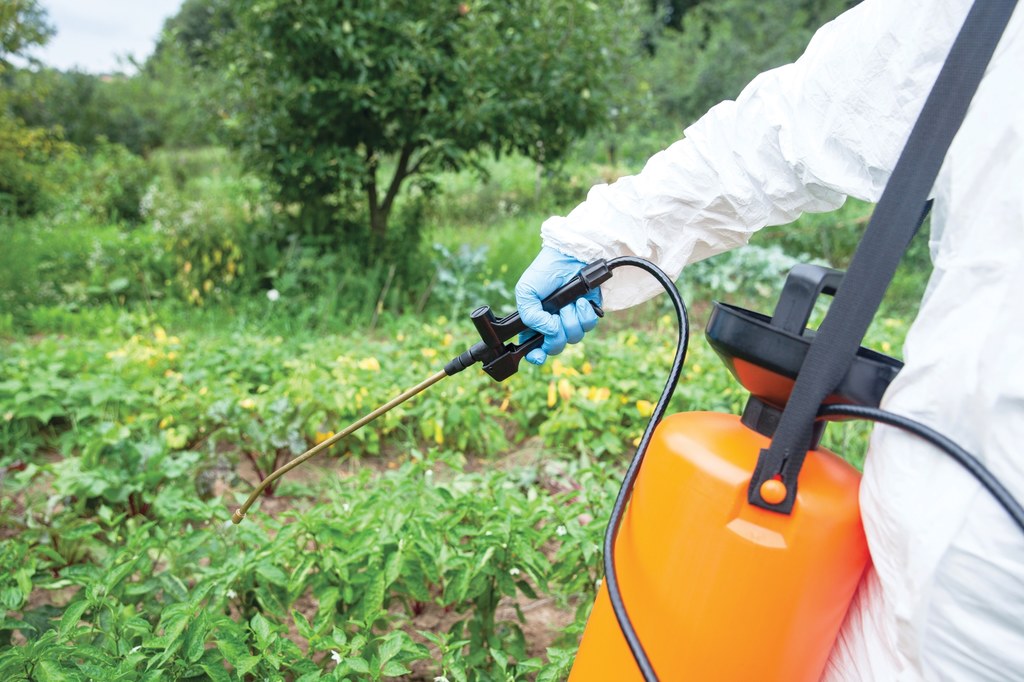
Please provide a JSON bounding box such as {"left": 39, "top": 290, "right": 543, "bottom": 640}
{"left": 540, "top": 1, "right": 1024, "bottom": 678}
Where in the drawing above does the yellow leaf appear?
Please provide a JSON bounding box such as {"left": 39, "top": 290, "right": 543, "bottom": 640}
{"left": 358, "top": 357, "right": 381, "bottom": 371}
{"left": 558, "top": 378, "right": 574, "bottom": 401}
{"left": 547, "top": 381, "right": 557, "bottom": 408}
{"left": 636, "top": 399, "right": 655, "bottom": 418}
{"left": 239, "top": 398, "right": 256, "bottom": 410}
{"left": 315, "top": 431, "right": 335, "bottom": 445}
{"left": 433, "top": 419, "right": 444, "bottom": 445}
{"left": 581, "top": 361, "right": 593, "bottom": 375}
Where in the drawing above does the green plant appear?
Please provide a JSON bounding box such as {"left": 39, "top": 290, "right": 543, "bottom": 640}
{"left": 223, "top": 0, "right": 641, "bottom": 260}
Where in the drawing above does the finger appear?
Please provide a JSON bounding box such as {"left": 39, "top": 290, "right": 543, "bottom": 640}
{"left": 540, "top": 324, "right": 568, "bottom": 358}
{"left": 560, "top": 303, "right": 585, "bottom": 344}
{"left": 577, "top": 298, "right": 599, "bottom": 333}
{"left": 527, "top": 348, "right": 547, "bottom": 365}
{"left": 515, "top": 281, "right": 562, "bottom": 337}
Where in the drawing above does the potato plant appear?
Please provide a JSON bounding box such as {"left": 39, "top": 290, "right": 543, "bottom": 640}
{"left": 0, "top": 304, "right": 905, "bottom": 679}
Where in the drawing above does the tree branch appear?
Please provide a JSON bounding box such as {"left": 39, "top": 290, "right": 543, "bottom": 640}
{"left": 380, "top": 141, "right": 416, "bottom": 218}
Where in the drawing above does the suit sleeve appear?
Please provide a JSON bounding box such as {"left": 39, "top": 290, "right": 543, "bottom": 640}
{"left": 541, "top": 0, "right": 970, "bottom": 310}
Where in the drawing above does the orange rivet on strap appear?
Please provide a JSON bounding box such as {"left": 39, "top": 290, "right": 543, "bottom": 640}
{"left": 760, "top": 479, "right": 788, "bottom": 505}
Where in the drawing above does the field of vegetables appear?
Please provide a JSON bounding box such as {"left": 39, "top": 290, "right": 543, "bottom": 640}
{"left": 0, "top": 298, "right": 702, "bottom": 679}
{"left": 0, "top": 283, "right": 917, "bottom": 681}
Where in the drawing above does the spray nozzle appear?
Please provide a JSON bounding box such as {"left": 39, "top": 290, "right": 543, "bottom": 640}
{"left": 445, "top": 259, "right": 611, "bottom": 381}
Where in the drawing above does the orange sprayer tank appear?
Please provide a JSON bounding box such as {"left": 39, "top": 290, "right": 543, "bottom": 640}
{"left": 569, "top": 411, "right": 869, "bottom": 681}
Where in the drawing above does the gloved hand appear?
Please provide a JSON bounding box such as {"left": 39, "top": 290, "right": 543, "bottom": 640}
{"left": 515, "top": 246, "right": 602, "bottom": 365}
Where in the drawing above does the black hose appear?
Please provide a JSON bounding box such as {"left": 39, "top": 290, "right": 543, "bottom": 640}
{"left": 818, "top": 404, "right": 1024, "bottom": 533}
{"left": 601, "top": 257, "right": 690, "bottom": 682}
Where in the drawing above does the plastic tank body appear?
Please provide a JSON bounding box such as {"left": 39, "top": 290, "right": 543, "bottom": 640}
{"left": 570, "top": 411, "right": 869, "bottom": 681}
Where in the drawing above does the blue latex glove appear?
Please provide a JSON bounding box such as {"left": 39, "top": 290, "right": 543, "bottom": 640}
{"left": 514, "top": 246, "right": 602, "bottom": 365}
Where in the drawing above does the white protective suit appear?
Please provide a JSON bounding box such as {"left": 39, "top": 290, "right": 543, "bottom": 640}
{"left": 540, "top": 0, "right": 1024, "bottom": 679}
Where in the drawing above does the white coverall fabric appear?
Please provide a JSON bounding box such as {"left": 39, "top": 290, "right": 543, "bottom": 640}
{"left": 540, "top": 0, "right": 1024, "bottom": 679}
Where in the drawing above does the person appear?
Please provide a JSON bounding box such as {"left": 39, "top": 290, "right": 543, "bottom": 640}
{"left": 514, "top": 0, "right": 1024, "bottom": 679}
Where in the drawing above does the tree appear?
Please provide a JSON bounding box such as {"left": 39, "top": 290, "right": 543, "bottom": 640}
{"left": 221, "top": 0, "right": 640, "bottom": 260}
{"left": 0, "top": 0, "right": 54, "bottom": 67}
{"left": 644, "top": 0, "right": 850, "bottom": 126}
{"left": 0, "top": 0, "right": 66, "bottom": 216}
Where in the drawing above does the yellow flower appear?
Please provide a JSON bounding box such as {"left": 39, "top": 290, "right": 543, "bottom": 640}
{"left": 239, "top": 398, "right": 256, "bottom": 410}
{"left": 421, "top": 348, "right": 438, "bottom": 359}
{"left": 315, "top": 431, "right": 335, "bottom": 445}
{"left": 358, "top": 357, "right": 381, "bottom": 371}
{"left": 636, "top": 399, "right": 655, "bottom": 418}
{"left": 547, "top": 381, "right": 557, "bottom": 408}
{"left": 581, "top": 361, "right": 593, "bottom": 375}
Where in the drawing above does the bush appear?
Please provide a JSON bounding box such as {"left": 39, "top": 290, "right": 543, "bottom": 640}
{"left": 53, "top": 140, "right": 154, "bottom": 224}
{"left": 0, "top": 117, "right": 77, "bottom": 217}
{"left": 0, "top": 217, "right": 171, "bottom": 330}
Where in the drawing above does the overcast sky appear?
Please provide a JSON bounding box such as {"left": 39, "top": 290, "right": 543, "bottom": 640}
{"left": 26, "top": 0, "right": 186, "bottom": 74}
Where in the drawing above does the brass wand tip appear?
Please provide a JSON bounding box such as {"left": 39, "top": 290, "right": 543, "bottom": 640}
{"left": 231, "top": 509, "right": 246, "bottom": 525}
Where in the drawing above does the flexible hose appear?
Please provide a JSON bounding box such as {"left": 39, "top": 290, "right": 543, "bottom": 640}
{"left": 818, "top": 404, "right": 1024, "bottom": 533}
{"left": 601, "top": 257, "right": 691, "bottom": 682}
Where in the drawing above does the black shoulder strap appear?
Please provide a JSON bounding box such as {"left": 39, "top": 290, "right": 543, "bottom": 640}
{"left": 749, "top": 0, "right": 1019, "bottom": 513}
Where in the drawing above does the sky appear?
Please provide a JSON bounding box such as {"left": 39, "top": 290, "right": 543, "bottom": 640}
{"left": 26, "top": 0, "right": 186, "bottom": 74}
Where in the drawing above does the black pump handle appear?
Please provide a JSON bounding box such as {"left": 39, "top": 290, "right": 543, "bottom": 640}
{"left": 770, "top": 264, "right": 844, "bottom": 335}
{"left": 445, "top": 259, "right": 611, "bottom": 381}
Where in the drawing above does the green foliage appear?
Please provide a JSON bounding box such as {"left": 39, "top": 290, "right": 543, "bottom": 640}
{"left": 154, "top": 0, "right": 234, "bottom": 69}
{"left": 59, "top": 140, "right": 154, "bottom": 223}
{"left": 0, "top": 117, "right": 77, "bottom": 217}
{"left": 645, "top": 0, "right": 849, "bottom": 126}
{"left": 0, "top": 0, "right": 54, "bottom": 65}
{"left": 223, "top": 0, "right": 641, "bottom": 262}
{"left": 8, "top": 70, "right": 161, "bottom": 155}
{"left": 0, "top": 216, "right": 167, "bottom": 327}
